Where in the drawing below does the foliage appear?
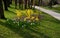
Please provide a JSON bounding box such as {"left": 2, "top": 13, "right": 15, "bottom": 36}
{"left": 6, "top": 9, "right": 42, "bottom": 28}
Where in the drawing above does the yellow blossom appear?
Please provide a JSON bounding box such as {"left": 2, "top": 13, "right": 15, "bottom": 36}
{"left": 26, "top": 17, "right": 30, "bottom": 19}
{"left": 16, "top": 10, "right": 20, "bottom": 13}
{"left": 30, "top": 10, "right": 34, "bottom": 14}
{"left": 27, "top": 9, "right": 31, "bottom": 17}
{"left": 24, "top": 17, "right": 30, "bottom": 21}
{"left": 31, "top": 16, "right": 35, "bottom": 20}
{"left": 35, "top": 17, "right": 39, "bottom": 21}
{"left": 16, "top": 10, "right": 22, "bottom": 17}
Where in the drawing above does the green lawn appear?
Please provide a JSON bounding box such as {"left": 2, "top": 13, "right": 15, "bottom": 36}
{"left": 0, "top": 4, "right": 60, "bottom": 38}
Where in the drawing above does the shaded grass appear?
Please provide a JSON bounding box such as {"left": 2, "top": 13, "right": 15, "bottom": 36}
{"left": 0, "top": 19, "right": 50, "bottom": 38}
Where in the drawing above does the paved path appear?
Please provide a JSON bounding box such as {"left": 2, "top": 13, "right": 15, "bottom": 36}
{"left": 33, "top": 6, "right": 60, "bottom": 20}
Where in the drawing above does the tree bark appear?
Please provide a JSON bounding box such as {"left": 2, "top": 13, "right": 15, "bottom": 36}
{"left": 15, "top": 0, "right": 17, "bottom": 9}
{"left": 10, "top": 0, "right": 12, "bottom": 4}
{"left": 25, "top": 0, "right": 27, "bottom": 9}
{"left": 30, "top": 0, "right": 33, "bottom": 9}
{"left": 3, "top": 0, "right": 8, "bottom": 10}
{"left": 48, "top": 0, "right": 55, "bottom": 8}
{"left": 33, "top": 0, "right": 35, "bottom": 9}
{"left": 0, "top": 0, "right": 5, "bottom": 19}
{"left": 38, "top": 0, "right": 42, "bottom": 6}
{"left": 19, "top": 0, "right": 23, "bottom": 9}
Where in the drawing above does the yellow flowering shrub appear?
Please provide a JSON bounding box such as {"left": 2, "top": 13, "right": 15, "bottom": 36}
{"left": 26, "top": 9, "right": 34, "bottom": 17}
{"left": 16, "top": 10, "right": 22, "bottom": 17}
{"left": 15, "top": 9, "right": 41, "bottom": 22}
{"left": 26, "top": 9, "right": 31, "bottom": 17}
{"left": 7, "top": 9, "right": 42, "bottom": 28}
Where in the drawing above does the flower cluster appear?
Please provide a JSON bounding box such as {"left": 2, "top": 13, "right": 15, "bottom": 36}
{"left": 15, "top": 9, "right": 41, "bottom": 22}
{"left": 6, "top": 9, "right": 42, "bottom": 28}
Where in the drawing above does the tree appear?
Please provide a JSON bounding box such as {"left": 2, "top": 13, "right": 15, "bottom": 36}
{"left": 19, "top": 0, "right": 22, "bottom": 9}
{"left": 25, "top": 0, "right": 28, "bottom": 9}
{"left": 30, "top": 0, "right": 33, "bottom": 9}
{"left": 3, "top": 0, "right": 8, "bottom": 10}
{"left": 48, "top": 0, "right": 58, "bottom": 8}
{"left": 8, "top": 0, "right": 12, "bottom": 7}
{"left": 33, "top": 0, "right": 35, "bottom": 9}
{"left": 48, "top": 0, "right": 53, "bottom": 8}
{"left": 0, "top": 0, "right": 5, "bottom": 19}
{"left": 38, "top": 0, "right": 42, "bottom": 6}
{"left": 10, "top": 0, "right": 12, "bottom": 4}
{"left": 15, "top": 0, "right": 17, "bottom": 9}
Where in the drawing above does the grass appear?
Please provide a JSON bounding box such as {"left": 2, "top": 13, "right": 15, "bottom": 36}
{"left": 0, "top": 4, "right": 60, "bottom": 38}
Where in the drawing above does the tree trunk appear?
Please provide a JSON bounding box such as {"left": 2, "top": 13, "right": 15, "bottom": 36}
{"left": 39, "top": 0, "right": 42, "bottom": 6}
{"left": 10, "top": 0, "right": 12, "bottom": 4}
{"left": 15, "top": 0, "right": 17, "bottom": 9}
{"left": 33, "top": 0, "right": 35, "bottom": 9}
{"left": 7, "top": 0, "right": 12, "bottom": 7}
{"left": 0, "top": 0, "right": 5, "bottom": 19}
{"left": 30, "top": 0, "right": 33, "bottom": 9}
{"left": 19, "top": 0, "right": 22, "bottom": 9}
{"left": 3, "top": 0, "right": 8, "bottom": 10}
{"left": 48, "top": 0, "right": 55, "bottom": 8}
{"left": 25, "top": 0, "right": 27, "bottom": 9}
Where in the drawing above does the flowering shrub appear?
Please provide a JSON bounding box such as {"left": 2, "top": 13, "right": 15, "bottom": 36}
{"left": 6, "top": 9, "right": 42, "bottom": 28}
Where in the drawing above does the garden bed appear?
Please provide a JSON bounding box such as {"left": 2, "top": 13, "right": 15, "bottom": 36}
{"left": 6, "top": 9, "right": 42, "bottom": 29}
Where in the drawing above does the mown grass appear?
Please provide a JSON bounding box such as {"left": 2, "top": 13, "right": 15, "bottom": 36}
{"left": 0, "top": 4, "right": 60, "bottom": 38}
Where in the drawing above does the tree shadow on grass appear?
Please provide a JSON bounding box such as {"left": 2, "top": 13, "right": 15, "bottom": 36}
{"left": 9, "top": 6, "right": 20, "bottom": 10}
{"left": 42, "top": 13, "right": 60, "bottom": 24}
{"left": 9, "top": 6, "right": 15, "bottom": 9}
{"left": 50, "top": 19, "right": 60, "bottom": 24}
{"left": 0, "top": 35, "right": 5, "bottom": 38}
{"left": 26, "top": 27, "right": 50, "bottom": 38}
{"left": 0, "top": 21, "right": 39, "bottom": 38}
{"left": 0, "top": 20, "right": 50, "bottom": 38}
{"left": 6, "top": 10, "right": 16, "bottom": 15}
